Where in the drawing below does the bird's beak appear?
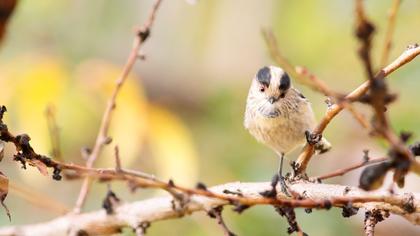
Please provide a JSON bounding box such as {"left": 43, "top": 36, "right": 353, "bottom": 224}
{"left": 268, "top": 96, "right": 278, "bottom": 104}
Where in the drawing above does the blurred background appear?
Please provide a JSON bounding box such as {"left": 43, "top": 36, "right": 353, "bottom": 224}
{"left": 0, "top": 0, "right": 419, "bottom": 235}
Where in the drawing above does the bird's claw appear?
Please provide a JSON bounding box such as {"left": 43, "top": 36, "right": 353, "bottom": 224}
{"left": 259, "top": 173, "right": 290, "bottom": 198}
{"left": 305, "top": 130, "right": 322, "bottom": 145}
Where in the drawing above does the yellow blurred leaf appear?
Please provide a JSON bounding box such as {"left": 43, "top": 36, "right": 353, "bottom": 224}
{"left": 6, "top": 55, "right": 67, "bottom": 153}
{"left": 0, "top": 55, "right": 68, "bottom": 185}
{"left": 148, "top": 105, "right": 199, "bottom": 186}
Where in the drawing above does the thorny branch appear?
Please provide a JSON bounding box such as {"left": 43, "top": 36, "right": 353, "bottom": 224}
{"left": 264, "top": 1, "right": 420, "bottom": 178}
{"left": 73, "top": 0, "right": 164, "bottom": 213}
{"left": 0, "top": 105, "right": 419, "bottom": 234}
{"left": 353, "top": 0, "right": 417, "bottom": 193}
{"left": 292, "top": 39, "right": 420, "bottom": 176}
{"left": 0, "top": 181, "right": 418, "bottom": 236}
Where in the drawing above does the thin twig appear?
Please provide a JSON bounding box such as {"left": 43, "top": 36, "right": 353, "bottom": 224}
{"left": 9, "top": 182, "right": 70, "bottom": 214}
{"left": 114, "top": 145, "right": 122, "bottom": 172}
{"left": 315, "top": 157, "right": 387, "bottom": 181}
{"left": 73, "top": 0, "right": 164, "bottom": 213}
{"left": 343, "top": 103, "right": 370, "bottom": 129}
{"left": 380, "top": 0, "right": 401, "bottom": 68}
{"left": 45, "top": 105, "right": 62, "bottom": 161}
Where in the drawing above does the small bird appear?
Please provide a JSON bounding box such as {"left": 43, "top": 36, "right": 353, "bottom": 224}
{"left": 244, "top": 66, "right": 331, "bottom": 194}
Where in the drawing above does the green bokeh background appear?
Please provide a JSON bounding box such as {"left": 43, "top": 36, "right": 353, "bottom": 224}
{"left": 0, "top": 0, "right": 419, "bottom": 235}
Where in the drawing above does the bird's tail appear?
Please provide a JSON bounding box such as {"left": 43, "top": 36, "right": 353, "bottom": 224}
{"left": 314, "top": 137, "right": 331, "bottom": 155}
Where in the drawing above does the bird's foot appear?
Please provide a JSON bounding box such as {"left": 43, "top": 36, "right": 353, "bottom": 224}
{"left": 260, "top": 173, "right": 290, "bottom": 198}
{"left": 279, "top": 174, "right": 290, "bottom": 197}
{"left": 305, "top": 130, "right": 322, "bottom": 145}
{"left": 260, "top": 174, "right": 279, "bottom": 198}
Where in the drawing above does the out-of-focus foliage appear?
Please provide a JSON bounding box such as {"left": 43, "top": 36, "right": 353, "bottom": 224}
{"left": 0, "top": 0, "right": 419, "bottom": 235}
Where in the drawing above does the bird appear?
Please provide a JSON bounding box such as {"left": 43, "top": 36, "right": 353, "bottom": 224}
{"left": 244, "top": 65, "right": 331, "bottom": 195}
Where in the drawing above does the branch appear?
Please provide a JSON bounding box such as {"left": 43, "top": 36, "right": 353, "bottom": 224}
{"left": 74, "top": 0, "right": 164, "bottom": 213}
{"left": 295, "top": 44, "right": 420, "bottom": 175}
{"left": 364, "top": 208, "right": 390, "bottom": 236}
{"left": 0, "top": 182, "right": 417, "bottom": 235}
{"left": 45, "top": 105, "right": 62, "bottom": 161}
{"left": 315, "top": 156, "right": 387, "bottom": 181}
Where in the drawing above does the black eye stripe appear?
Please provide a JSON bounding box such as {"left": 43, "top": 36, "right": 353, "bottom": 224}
{"left": 279, "top": 72, "right": 290, "bottom": 90}
{"left": 256, "top": 66, "right": 271, "bottom": 87}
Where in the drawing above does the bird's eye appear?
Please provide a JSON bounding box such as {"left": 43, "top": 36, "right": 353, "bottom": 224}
{"left": 259, "top": 86, "right": 265, "bottom": 92}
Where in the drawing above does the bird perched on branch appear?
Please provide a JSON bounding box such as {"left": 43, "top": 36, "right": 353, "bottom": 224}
{"left": 244, "top": 66, "right": 331, "bottom": 195}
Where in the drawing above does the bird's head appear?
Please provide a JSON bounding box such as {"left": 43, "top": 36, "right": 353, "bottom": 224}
{"left": 248, "top": 66, "right": 293, "bottom": 118}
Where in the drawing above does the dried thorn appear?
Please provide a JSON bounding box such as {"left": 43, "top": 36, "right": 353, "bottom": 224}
{"left": 223, "top": 189, "right": 243, "bottom": 197}
{"left": 195, "top": 182, "right": 208, "bottom": 191}
{"left": 137, "top": 27, "right": 150, "bottom": 42}
{"left": 406, "top": 43, "right": 419, "bottom": 50}
{"left": 170, "top": 192, "right": 189, "bottom": 216}
{"left": 103, "top": 136, "right": 113, "bottom": 145}
{"left": 137, "top": 52, "right": 146, "bottom": 60}
{"left": 13, "top": 153, "right": 27, "bottom": 169}
{"left": 259, "top": 174, "right": 279, "bottom": 198}
{"left": 102, "top": 186, "right": 121, "bottom": 215}
{"left": 323, "top": 200, "right": 332, "bottom": 210}
{"left": 343, "top": 186, "right": 351, "bottom": 195}
{"left": 342, "top": 202, "right": 359, "bottom": 217}
{"left": 136, "top": 221, "right": 151, "bottom": 236}
{"left": 399, "top": 131, "right": 412, "bottom": 143}
{"left": 362, "top": 149, "right": 370, "bottom": 162}
{"left": 81, "top": 147, "right": 91, "bottom": 160}
{"left": 232, "top": 202, "right": 250, "bottom": 214}
{"left": 0, "top": 106, "right": 7, "bottom": 121}
{"left": 52, "top": 166, "right": 62, "bottom": 181}
{"left": 402, "top": 193, "right": 415, "bottom": 213}
{"left": 409, "top": 142, "right": 420, "bottom": 156}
